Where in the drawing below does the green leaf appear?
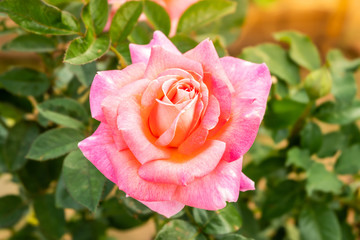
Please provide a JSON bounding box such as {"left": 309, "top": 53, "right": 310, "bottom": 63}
{"left": 314, "top": 101, "right": 360, "bottom": 125}
{"left": 317, "top": 131, "right": 346, "bottom": 158}
{"left": 237, "top": 201, "right": 260, "bottom": 238}
{"left": 0, "top": 195, "right": 28, "bottom": 228}
{"left": 334, "top": 144, "right": 360, "bottom": 174}
{"left": 240, "top": 43, "right": 300, "bottom": 85}
{"left": 300, "top": 122, "right": 323, "bottom": 154}
{"left": 0, "top": 0, "right": 80, "bottom": 35}
{"left": 286, "top": 147, "right": 312, "bottom": 170}
{"left": 306, "top": 162, "right": 342, "bottom": 195}
{"left": 128, "top": 22, "right": 152, "bottom": 45}
{"left": 33, "top": 194, "right": 66, "bottom": 240}
{"left": 2, "top": 34, "right": 56, "bottom": 52}
{"left": 67, "top": 62, "right": 97, "bottom": 87}
{"left": 155, "top": 220, "right": 206, "bottom": 240}
{"left": 2, "top": 122, "right": 39, "bottom": 172}
{"left": 340, "top": 222, "right": 356, "bottom": 240}
{"left": 264, "top": 98, "right": 307, "bottom": 129}
{"left": 219, "top": 234, "right": 254, "bottom": 240}
{"left": 63, "top": 149, "right": 106, "bottom": 212}
{"left": 64, "top": 29, "right": 110, "bottom": 65}
{"left": 116, "top": 191, "right": 153, "bottom": 221}
{"left": 110, "top": 1, "right": 143, "bottom": 45}
{"left": 193, "top": 203, "right": 242, "bottom": 235}
{"left": 177, "top": 0, "right": 236, "bottom": 34}
{"left": 37, "top": 98, "right": 88, "bottom": 129}
{"left": 0, "top": 102, "right": 25, "bottom": 122}
{"left": 84, "top": 0, "right": 108, "bottom": 35}
{"left": 0, "top": 68, "right": 50, "bottom": 97}
{"left": 274, "top": 31, "right": 321, "bottom": 70}
{"left": 171, "top": 34, "right": 198, "bottom": 53}
{"left": 299, "top": 204, "right": 341, "bottom": 240}
{"left": 326, "top": 49, "right": 360, "bottom": 104}
{"left": 143, "top": 0, "right": 170, "bottom": 36}
{"left": 26, "top": 128, "right": 84, "bottom": 161}
{"left": 69, "top": 219, "right": 107, "bottom": 240}
{"left": 55, "top": 173, "right": 84, "bottom": 210}
{"left": 304, "top": 67, "right": 332, "bottom": 100}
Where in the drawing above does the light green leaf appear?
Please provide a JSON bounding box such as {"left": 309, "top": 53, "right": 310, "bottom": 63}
{"left": 26, "top": 128, "right": 84, "bottom": 161}
{"left": 274, "top": 31, "right": 321, "bottom": 70}
{"left": 299, "top": 204, "right": 341, "bottom": 240}
{"left": 143, "top": 0, "right": 170, "bottom": 36}
{"left": 37, "top": 97, "right": 88, "bottom": 129}
{"left": 66, "top": 62, "right": 97, "bottom": 87}
{"left": 64, "top": 29, "right": 110, "bottom": 65}
{"left": 286, "top": 147, "right": 312, "bottom": 170}
{"left": 306, "top": 162, "right": 342, "bottom": 195}
{"left": 84, "top": 0, "right": 108, "bottom": 35}
{"left": 171, "top": 35, "right": 198, "bottom": 53}
{"left": 63, "top": 150, "right": 106, "bottom": 212}
{"left": 220, "top": 234, "right": 254, "bottom": 240}
{"left": 0, "top": 0, "right": 80, "bottom": 35}
{"left": 193, "top": 203, "right": 242, "bottom": 235}
{"left": 240, "top": 43, "right": 300, "bottom": 85}
{"left": 155, "top": 220, "right": 206, "bottom": 240}
{"left": 304, "top": 67, "right": 332, "bottom": 100}
{"left": 335, "top": 144, "right": 360, "bottom": 175}
{"left": 177, "top": 0, "right": 236, "bottom": 34}
{"left": 0, "top": 195, "right": 28, "bottom": 228}
{"left": 2, "top": 34, "right": 56, "bottom": 52}
{"left": 110, "top": 1, "right": 143, "bottom": 45}
{"left": 0, "top": 68, "right": 50, "bottom": 97}
{"left": 300, "top": 122, "right": 323, "bottom": 154}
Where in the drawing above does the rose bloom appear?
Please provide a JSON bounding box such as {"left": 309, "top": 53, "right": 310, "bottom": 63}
{"left": 78, "top": 31, "right": 271, "bottom": 217}
{"left": 105, "top": 0, "right": 199, "bottom": 35}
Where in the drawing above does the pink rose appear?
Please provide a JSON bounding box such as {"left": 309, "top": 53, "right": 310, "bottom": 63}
{"left": 78, "top": 31, "right": 271, "bottom": 217}
{"left": 105, "top": 0, "right": 199, "bottom": 35}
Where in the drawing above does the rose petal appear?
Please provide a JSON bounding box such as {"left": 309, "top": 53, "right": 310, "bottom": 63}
{"left": 130, "top": 31, "right": 181, "bottom": 64}
{"left": 140, "top": 200, "right": 184, "bottom": 218}
{"left": 173, "top": 158, "right": 243, "bottom": 210}
{"left": 215, "top": 57, "right": 272, "bottom": 162}
{"left": 240, "top": 173, "right": 255, "bottom": 192}
{"left": 109, "top": 149, "right": 177, "bottom": 201}
{"left": 139, "top": 140, "right": 226, "bottom": 186}
{"left": 144, "top": 46, "right": 203, "bottom": 80}
{"left": 90, "top": 63, "right": 146, "bottom": 121}
{"left": 78, "top": 123, "right": 119, "bottom": 184}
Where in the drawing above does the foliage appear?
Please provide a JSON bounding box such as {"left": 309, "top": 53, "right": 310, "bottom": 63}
{"left": 0, "top": 0, "right": 359, "bottom": 239}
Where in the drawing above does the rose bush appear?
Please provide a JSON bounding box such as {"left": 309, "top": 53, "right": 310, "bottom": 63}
{"left": 105, "top": 0, "right": 199, "bottom": 34}
{"left": 78, "top": 31, "right": 271, "bottom": 217}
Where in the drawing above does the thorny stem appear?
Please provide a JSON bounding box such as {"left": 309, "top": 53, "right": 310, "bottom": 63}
{"left": 110, "top": 46, "right": 128, "bottom": 69}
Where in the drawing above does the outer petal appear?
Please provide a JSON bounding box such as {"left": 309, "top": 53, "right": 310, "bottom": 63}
{"left": 173, "top": 158, "right": 243, "bottom": 210}
{"left": 215, "top": 57, "right": 272, "bottom": 162}
{"left": 108, "top": 149, "right": 177, "bottom": 201}
{"left": 90, "top": 63, "right": 146, "bottom": 121}
{"left": 130, "top": 31, "right": 181, "bottom": 64}
{"left": 240, "top": 173, "right": 255, "bottom": 192}
{"left": 140, "top": 200, "right": 184, "bottom": 218}
{"left": 78, "top": 123, "right": 120, "bottom": 184}
{"left": 138, "top": 140, "right": 226, "bottom": 186}
{"left": 144, "top": 46, "right": 203, "bottom": 80}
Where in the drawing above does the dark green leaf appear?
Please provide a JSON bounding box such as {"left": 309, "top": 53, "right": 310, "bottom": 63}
{"left": 335, "top": 144, "right": 360, "bottom": 175}
{"left": 193, "top": 203, "right": 242, "bottom": 235}
{"left": 0, "top": 68, "right": 50, "bottom": 97}
{"left": 0, "top": 0, "right": 80, "bottom": 35}
{"left": 300, "top": 122, "right": 323, "bottom": 154}
{"left": 340, "top": 222, "right": 355, "bottom": 240}
{"left": 299, "top": 204, "right": 341, "bottom": 240}
{"left": 286, "top": 147, "right": 312, "bottom": 170}
{"left": 33, "top": 194, "right": 66, "bottom": 240}
{"left": 2, "top": 122, "right": 39, "bottom": 171}
{"left": 143, "top": 0, "right": 170, "bottom": 36}
{"left": 306, "top": 162, "right": 342, "bottom": 195}
{"left": 64, "top": 30, "right": 110, "bottom": 65}
{"left": 55, "top": 173, "right": 84, "bottom": 210}
{"left": 264, "top": 98, "right": 307, "bottom": 129}
{"left": 155, "top": 220, "right": 206, "bottom": 240}
{"left": 69, "top": 219, "right": 107, "bottom": 240}
{"left": 2, "top": 34, "right": 56, "bottom": 52}
{"left": 274, "top": 31, "right": 321, "bottom": 70}
{"left": 177, "top": 0, "right": 236, "bottom": 34}
{"left": 262, "top": 180, "right": 303, "bottom": 220}
{"left": 8, "top": 224, "right": 39, "bottom": 240}
{"left": 67, "top": 62, "right": 97, "bottom": 87}
{"left": 237, "top": 201, "right": 260, "bottom": 239}
{"left": 240, "top": 44, "right": 300, "bottom": 85}
{"left": 314, "top": 101, "right": 360, "bottom": 125}
{"left": 37, "top": 98, "right": 88, "bottom": 129}
{"left": 27, "top": 128, "right": 84, "bottom": 161}
{"left": 218, "top": 234, "right": 254, "bottom": 240}
{"left": 317, "top": 131, "right": 346, "bottom": 158}
{"left": 0, "top": 102, "right": 25, "bottom": 122}
{"left": 63, "top": 149, "right": 106, "bottom": 212}
{"left": 110, "top": 1, "right": 143, "bottom": 45}
{"left": 171, "top": 34, "right": 198, "bottom": 53}
{"left": 116, "top": 191, "right": 153, "bottom": 221}
{"left": 0, "top": 195, "right": 28, "bottom": 228}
